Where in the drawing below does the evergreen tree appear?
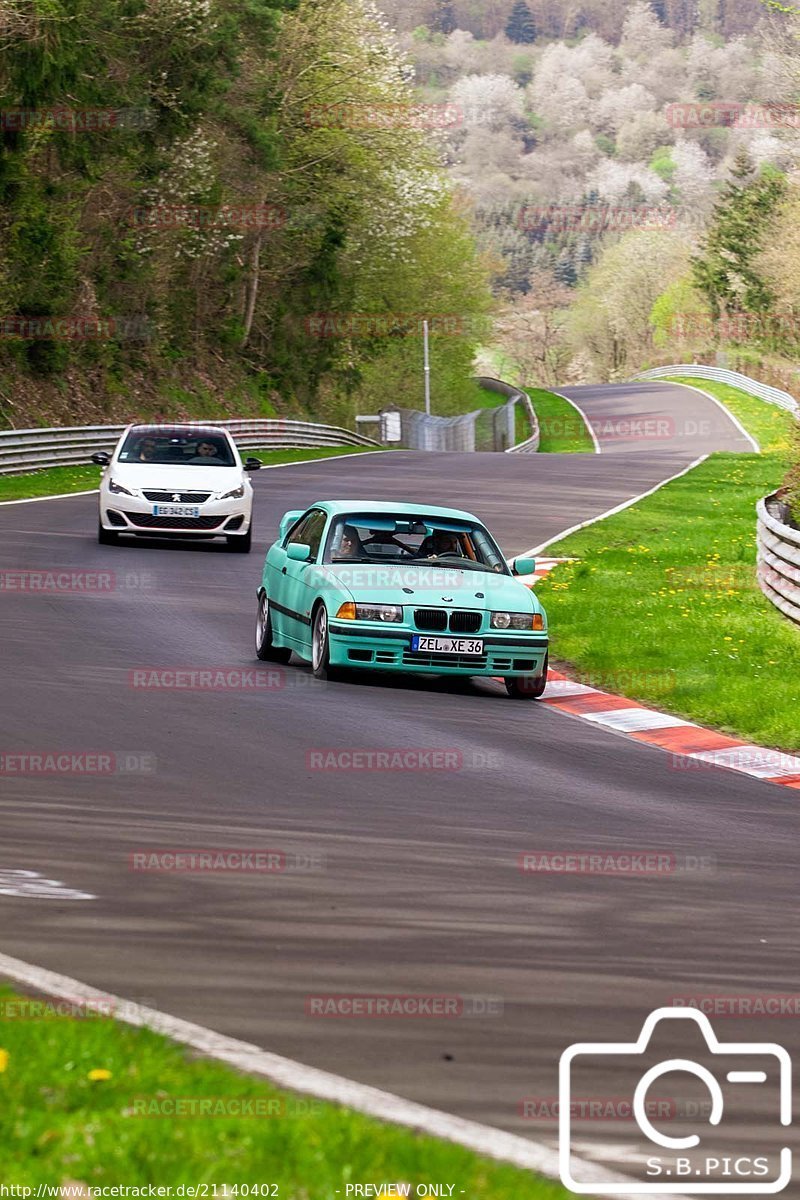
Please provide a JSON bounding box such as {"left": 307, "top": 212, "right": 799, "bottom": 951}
{"left": 692, "top": 151, "right": 786, "bottom": 318}
{"left": 505, "top": 0, "right": 537, "bottom": 44}
{"left": 554, "top": 250, "right": 578, "bottom": 287}
{"left": 431, "top": 0, "right": 457, "bottom": 34}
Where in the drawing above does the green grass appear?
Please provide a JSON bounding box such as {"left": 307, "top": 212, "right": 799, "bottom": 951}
{"left": 0, "top": 447, "right": 374, "bottom": 503}
{"left": 537, "top": 385, "right": 800, "bottom": 749}
{"left": 661, "top": 376, "right": 795, "bottom": 455}
{"left": 0, "top": 989, "right": 568, "bottom": 1197}
{"left": 528, "top": 388, "right": 595, "bottom": 454}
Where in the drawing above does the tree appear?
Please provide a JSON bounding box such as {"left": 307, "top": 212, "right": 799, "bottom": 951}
{"left": 505, "top": 0, "right": 537, "bottom": 44}
{"left": 692, "top": 151, "right": 786, "bottom": 318}
{"left": 431, "top": 0, "right": 456, "bottom": 34}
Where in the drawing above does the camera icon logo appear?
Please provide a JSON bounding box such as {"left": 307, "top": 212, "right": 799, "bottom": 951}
{"left": 559, "top": 1007, "right": 791, "bottom": 1194}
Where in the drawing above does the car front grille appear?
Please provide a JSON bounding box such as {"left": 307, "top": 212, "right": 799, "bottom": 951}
{"left": 143, "top": 490, "right": 212, "bottom": 503}
{"left": 124, "top": 512, "right": 224, "bottom": 530}
{"left": 414, "top": 608, "right": 448, "bottom": 632}
{"left": 403, "top": 651, "right": 488, "bottom": 670}
{"left": 413, "top": 608, "right": 482, "bottom": 634}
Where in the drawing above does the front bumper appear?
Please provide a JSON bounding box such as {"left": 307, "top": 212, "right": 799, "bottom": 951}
{"left": 328, "top": 622, "right": 548, "bottom": 676}
{"left": 100, "top": 492, "right": 251, "bottom": 537}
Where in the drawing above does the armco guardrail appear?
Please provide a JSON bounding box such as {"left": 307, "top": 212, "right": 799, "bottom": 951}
{"left": 757, "top": 494, "right": 800, "bottom": 626}
{"left": 474, "top": 376, "right": 540, "bottom": 453}
{"left": 0, "top": 418, "right": 379, "bottom": 476}
{"left": 635, "top": 365, "right": 800, "bottom": 416}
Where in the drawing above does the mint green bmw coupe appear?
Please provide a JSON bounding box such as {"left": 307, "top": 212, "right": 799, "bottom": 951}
{"left": 255, "top": 501, "right": 549, "bottom": 698}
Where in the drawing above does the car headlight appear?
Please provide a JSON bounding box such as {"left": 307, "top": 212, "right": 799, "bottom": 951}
{"left": 219, "top": 485, "right": 245, "bottom": 500}
{"left": 355, "top": 604, "right": 403, "bottom": 623}
{"left": 491, "top": 612, "right": 541, "bottom": 630}
{"left": 108, "top": 478, "right": 134, "bottom": 496}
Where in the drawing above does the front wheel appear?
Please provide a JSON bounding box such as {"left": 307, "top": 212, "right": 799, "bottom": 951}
{"left": 311, "top": 603, "right": 341, "bottom": 681}
{"left": 227, "top": 524, "right": 252, "bottom": 553}
{"left": 255, "top": 592, "right": 291, "bottom": 663}
{"left": 505, "top": 652, "right": 549, "bottom": 701}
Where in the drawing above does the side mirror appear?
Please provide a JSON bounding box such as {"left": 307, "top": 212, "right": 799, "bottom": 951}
{"left": 510, "top": 556, "right": 536, "bottom": 576}
{"left": 244, "top": 457, "right": 261, "bottom": 472}
{"left": 91, "top": 452, "right": 110, "bottom": 466}
{"left": 286, "top": 542, "right": 311, "bottom": 563}
{"left": 279, "top": 509, "right": 305, "bottom": 541}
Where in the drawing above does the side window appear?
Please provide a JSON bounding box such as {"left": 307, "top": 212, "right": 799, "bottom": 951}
{"left": 286, "top": 509, "right": 327, "bottom": 560}
{"left": 303, "top": 511, "right": 328, "bottom": 560}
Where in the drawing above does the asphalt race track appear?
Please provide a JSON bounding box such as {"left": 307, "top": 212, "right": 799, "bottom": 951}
{"left": 1, "top": 381, "right": 797, "bottom": 1189}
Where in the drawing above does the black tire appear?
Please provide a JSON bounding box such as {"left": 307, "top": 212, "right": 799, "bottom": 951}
{"left": 98, "top": 521, "right": 118, "bottom": 545}
{"left": 227, "top": 524, "right": 252, "bottom": 553}
{"left": 255, "top": 591, "right": 292, "bottom": 664}
{"left": 505, "top": 652, "right": 549, "bottom": 701}
{"left": 311, "top": 603, "right": 341, "bottom": 681}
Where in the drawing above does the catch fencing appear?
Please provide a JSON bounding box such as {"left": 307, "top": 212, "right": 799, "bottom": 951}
{"left": 380, "top": 378, "right": 538, "bottom": 454}
{"left": 0, "top": 418, "right": 379, "bottom": 476}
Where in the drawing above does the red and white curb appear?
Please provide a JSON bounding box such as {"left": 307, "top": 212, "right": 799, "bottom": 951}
{"left": 529, "top": 561, "right": 800, "bottom": 791}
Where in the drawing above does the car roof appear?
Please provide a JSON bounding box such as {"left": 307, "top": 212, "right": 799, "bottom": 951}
{"left": 312, "top": 500, "right": 482, "bottom": 522}
{"left": 126, "top": 424, "right": 234, "bottom": 440}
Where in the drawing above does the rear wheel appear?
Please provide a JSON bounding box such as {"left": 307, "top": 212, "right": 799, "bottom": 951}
{"left": 98, "top": 521, "right": 118, "bottom": 545}
{"left": 505, "top": 652, "right": 549, "bottom": 700}
{"left": 227, "top": 524, "right": 252, "bottom": 553}
{"left": 255, "top": 592, "right": 291, "bottom": 663}
{"left": 311, "top": 603, "right": 341, "bottom": 681}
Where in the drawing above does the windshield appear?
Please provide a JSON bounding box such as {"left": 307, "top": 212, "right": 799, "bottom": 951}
{"left": 323, "top": 514, "right": 509, "bottom": 574}
{"left": 118, "top": 429, "right": 236, "bottom": 467}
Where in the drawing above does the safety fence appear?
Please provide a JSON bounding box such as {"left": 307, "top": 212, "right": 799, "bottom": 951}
{"left": 0, "top": 418, "right": 379, "bottom": 476}
{"left": 757, "top": 494, "right": 800, "bottom": 626}
{"left": 474, "top": 377, "right": 540, "bottom": 454}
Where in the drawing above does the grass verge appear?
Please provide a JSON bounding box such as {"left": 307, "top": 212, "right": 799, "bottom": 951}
{"left": 537, "top": 385, "right": 800, "bottom": 749}
{"left": 0, "top": 447, "right": 374, "bottom": 504}
{"left": 529, "top": 388, "right": 595, "bottom": 454}
{"left": 0, "top": 987, "right": 568, "bottom": 1197}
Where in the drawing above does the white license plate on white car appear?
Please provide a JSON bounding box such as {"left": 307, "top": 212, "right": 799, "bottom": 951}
{"left": 152, "top": 504, "right": 201, "bottom": 517}
{"left": 411, "top": 636, "right": 484, "bottom": 655}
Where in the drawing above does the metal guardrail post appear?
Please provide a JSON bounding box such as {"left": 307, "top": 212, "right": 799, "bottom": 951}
{"left": 634, "top": 365, "right": 800, "bottom": 416}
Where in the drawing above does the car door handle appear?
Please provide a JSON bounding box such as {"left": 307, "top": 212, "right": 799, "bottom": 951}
{"left": 282, "top": 567, "right": 287, "bottom": 575}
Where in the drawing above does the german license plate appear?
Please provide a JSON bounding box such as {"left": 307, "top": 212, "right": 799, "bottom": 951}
{"left": 411, "top": 636, "right": 484, "bottom": 655}
{"left": 153, "top": 504, "right": 201, "bottom": 517}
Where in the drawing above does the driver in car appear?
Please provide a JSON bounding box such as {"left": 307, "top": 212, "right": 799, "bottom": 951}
{"left": 419, "top": 531, "right": 462, "bottom": 558}
{"left": 189, "top": 440, "right": 223, "bottom": 463}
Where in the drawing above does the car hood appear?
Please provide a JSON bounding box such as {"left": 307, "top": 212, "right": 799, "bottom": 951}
{"left": 109, "top": 463, "right": 243, "bottom": 491}
{"left": 314, "top": 562, "right": 540, "bottom": 612}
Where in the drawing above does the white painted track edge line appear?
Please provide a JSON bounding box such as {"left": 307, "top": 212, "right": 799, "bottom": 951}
{"left": 653, "top": 379, "right": 760, "bottom": 454}
{"left": 548, "top": 388, "right": 602, "bottom": 454}
{"left": 524, "top": 454, "right": 709, "bottom": 556}
{"left": 0, "top": 950, "right": 680, "bottom": 1198}
{"left": 0, "top": 450, "right": 395, "bottom": 508}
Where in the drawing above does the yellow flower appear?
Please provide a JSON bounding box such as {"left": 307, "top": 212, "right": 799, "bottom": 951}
{"left": 87, "top": 1068, "right": 112, "bottom": 1082}
{"left": 0, "top": 1049, "right": 8, "bottom": 1073}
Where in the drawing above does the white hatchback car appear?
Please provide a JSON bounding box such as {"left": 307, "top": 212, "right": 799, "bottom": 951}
{"left": 93, "top": 424, "right": 260, "bottom": 552}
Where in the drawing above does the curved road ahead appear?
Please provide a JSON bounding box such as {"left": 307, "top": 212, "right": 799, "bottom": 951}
{"left": 1, "top": 382, "right": 795, "bottom": 1188}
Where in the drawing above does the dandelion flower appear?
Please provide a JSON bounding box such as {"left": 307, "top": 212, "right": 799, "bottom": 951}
{"left": 88, "top": 1068, "right": 112, "bottom": 1082}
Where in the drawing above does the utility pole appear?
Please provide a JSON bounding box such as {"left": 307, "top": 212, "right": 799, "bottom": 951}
{"left": 423, "top": 319, "right": 431, "bottom": 415}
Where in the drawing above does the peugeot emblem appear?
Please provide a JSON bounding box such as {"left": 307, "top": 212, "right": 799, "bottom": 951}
{"left": 172, "top": 493, "right": 181, "bottom": 502}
